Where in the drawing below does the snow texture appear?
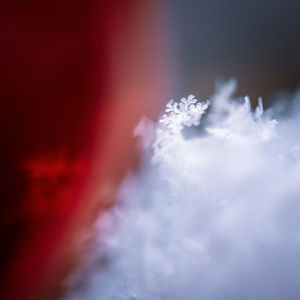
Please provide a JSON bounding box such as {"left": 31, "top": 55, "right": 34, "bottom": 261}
{"left": 65, "top": 80, "right": 300, "bottom": 300}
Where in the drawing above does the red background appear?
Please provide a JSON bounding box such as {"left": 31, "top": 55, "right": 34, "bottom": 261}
{"left": 0, "top": 1, "right": 172, "bottom": 299}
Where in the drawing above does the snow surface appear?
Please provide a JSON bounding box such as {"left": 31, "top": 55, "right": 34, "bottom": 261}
{"left": 66, "top": 80, "right": 300, "bottom": 300}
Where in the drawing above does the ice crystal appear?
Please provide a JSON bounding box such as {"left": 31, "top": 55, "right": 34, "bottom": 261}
{"left": 206, "top": 95, "right": 278, "bottom": 144}
{"left": 154, "top": 92, "right": 277, "bottom": 160}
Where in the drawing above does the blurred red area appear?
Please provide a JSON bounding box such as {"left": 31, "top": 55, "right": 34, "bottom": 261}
{"left": 0, "top": 0, "right": 172, "bottom": 299}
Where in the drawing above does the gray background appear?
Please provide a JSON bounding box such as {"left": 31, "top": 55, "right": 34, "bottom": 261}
{"left": 167, "top": 0, "right": 300, "bottom": 102}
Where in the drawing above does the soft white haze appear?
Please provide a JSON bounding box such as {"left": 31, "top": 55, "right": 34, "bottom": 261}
{"left": 66, "top": 80, "right": 300, "bottom": 300}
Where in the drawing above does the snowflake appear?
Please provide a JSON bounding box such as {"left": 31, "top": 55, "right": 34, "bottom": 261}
{"left": 159, "top": 95, "right": 209, "bottom": 133}
{"left": 154, "top": 95, "right": 210, "bottom": 156}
